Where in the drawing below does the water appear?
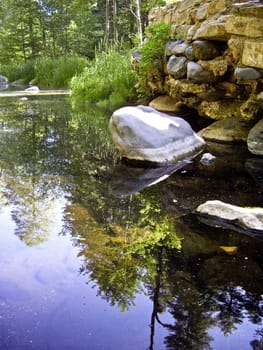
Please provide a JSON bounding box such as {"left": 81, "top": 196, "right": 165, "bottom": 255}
{"left": 0, "top": 94, "right": 262, "bottom": 350}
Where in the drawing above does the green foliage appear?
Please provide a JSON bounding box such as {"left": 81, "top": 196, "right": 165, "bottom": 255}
{"left": 35, "top": 56, "right": 87, "bottom": 88}
{"left": 0, "top": 60, "right": 36, "bottom": 83}
{"left": 70, "top": 48, "right": 136, "bottom": 109}
{"left": 0, "top": 56, "right": 87, "bottom": 87}
{"left": 137, "top": 22, "right": 171, "bottom": 101}
{"left": 126, "top": 201, "right": 182, "bottom": 258}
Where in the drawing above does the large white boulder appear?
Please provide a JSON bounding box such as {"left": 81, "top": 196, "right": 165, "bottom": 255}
{"left": 109, "top": 105, "right": 205, "bottom": 163}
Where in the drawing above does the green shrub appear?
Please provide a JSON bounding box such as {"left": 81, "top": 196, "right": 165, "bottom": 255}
{"left": 70, "top": 48, "right": 136, "bottom": 110}
{"left": 0, "top": 56, "right": 87, "bottom": 88}
{"left": 35, "top": 56, "right": 87, "bottom": 88}
{"left": 0, "top": 60, "right": 36, "bottom": 83}
{"left": 137, "top": 23, "right": 171, "bottom": 101}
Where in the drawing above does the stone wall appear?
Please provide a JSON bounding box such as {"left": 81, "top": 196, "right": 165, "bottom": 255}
{"left": 146, "top": 0, "right": 263, "bottom": 152}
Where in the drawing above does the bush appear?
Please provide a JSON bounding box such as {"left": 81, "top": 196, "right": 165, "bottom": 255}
{"left": 137, "top": 23, "right": 171, "bottom": 101}
{"left": 0, "top": 60, "right": 36, "bottom": 83}
{"left": 70, "top": 48, "right": 136, "bottom": 110}
{"left": 0, "top": 56, "right": 87, "bottom": 88}
{"left": 35, "top": 56, "right": 87, "bottom": 88}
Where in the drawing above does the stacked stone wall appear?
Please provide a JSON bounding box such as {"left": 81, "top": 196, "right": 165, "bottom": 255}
{"left": 147, "top": 0, "right": 263, "bottom": 151}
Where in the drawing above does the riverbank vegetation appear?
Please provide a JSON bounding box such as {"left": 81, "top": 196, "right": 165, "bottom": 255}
{"left": 71, "top": 47, "right": 136, "bottom": 109}
{"left": 0, "top": 0, "right": 172, "bottom": 106}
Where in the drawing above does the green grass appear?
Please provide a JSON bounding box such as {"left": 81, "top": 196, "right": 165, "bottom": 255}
{"left": 70, "top": 48, "right": 136, "bottom": 110}
{"left": 0, "top": 56, "right": 87, "bottom": 88}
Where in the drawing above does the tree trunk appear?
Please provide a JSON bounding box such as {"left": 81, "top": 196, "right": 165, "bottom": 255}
{"left": 105, "top": 0, "right": 110, "bottom": 49}
{"left": 113, "top": 0, "right": 118, "bottom": 47}
{"left": 134, "top": 0, "right": 143, "bottom": 46}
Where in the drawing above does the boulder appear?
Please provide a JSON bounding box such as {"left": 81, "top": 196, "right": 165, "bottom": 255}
{"left": 196, "top": 200, "right": 263, "bottom": 235}
{"left": 109, "top": 105, "right": 205, "bottom": 163}
{"left": 199, "top": 117, "right": 251, "bottom": 142}
{"left": 247, "top": 119, "right": 263, "bottom": 155}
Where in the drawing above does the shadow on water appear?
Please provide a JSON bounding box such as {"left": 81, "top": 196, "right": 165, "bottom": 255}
{"left": 0, "top": 94, "right": 262, "bottom": 350}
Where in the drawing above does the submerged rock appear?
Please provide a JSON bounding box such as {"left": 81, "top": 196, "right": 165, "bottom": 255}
{"left": 109, "top": 105, "right": 205, "bottom": 163}
{"left": 24, "top": 85, "right": 40, "bottom": 93}
{"left": 196, "top": 200, "right": 263, "bottom": 235}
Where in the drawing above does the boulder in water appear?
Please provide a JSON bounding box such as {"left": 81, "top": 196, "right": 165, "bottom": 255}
{"left": 109, "top": 105, "right": 205, "bottom": 163}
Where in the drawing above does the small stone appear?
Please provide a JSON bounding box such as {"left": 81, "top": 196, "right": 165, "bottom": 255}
{"left": 200, "top": 152, "right": 216, "bottom": 165}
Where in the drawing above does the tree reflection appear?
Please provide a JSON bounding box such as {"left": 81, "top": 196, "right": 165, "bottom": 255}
{"left": 0, "top": 97, "right": 262, "bottom": 349}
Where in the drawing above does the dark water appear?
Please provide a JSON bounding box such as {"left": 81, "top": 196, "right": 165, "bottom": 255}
{"left": 0, "top": 95, "right": 262, "bottom": 350}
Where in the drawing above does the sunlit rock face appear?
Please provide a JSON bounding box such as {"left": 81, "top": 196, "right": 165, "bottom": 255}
{"left": 109, "top": 105, "right": 205, "bottom": 163}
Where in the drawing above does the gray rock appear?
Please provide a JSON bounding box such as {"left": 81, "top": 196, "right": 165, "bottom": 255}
{"left": 24, "top": 85, "right": 40, "bottom": 93}
{"left": 0, "top": 74, "right": 8, "bottom": 90}
{"left": 234, "top": 66, "right": 262, "bottom": 81}
{"left": 247, "top": 119, "right": 263, "bottom": 155}
{"left": 109, "top": 105, "right": 205, "bottom": 163}
{"left": 187, "top": 61, "right": 216, "bottom": 83}
{"left": 196, "top": 200, "right": 263, "bottom": 234}
{"left": 167, "top": 55, "right": 187, "bottom": 78}
{"left": 165, "top": 40, "right": 186, "bottom": 56}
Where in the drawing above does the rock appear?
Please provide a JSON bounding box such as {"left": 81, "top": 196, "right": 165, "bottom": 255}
{"left": 226, "top": 15, "right": 263, "bottom": 38}
{"left": 24, "top": 85, "right": 40, "bottom": 93}
{"left": 197, "top": 100, "right": 243, "bottom": 120}
{"left": 0, "top": 74, "right": 8, "bottom": 90}
{"left": 109, "top": 105, "right": 205, "bottom": 163}
{"left": 198, "top": 117, "right": 251, "bottom": 142}
{"left": 149, "top": 95, "right": 182, "bottom": 112}
{"left": 247, "top": 119, "right": 263, "bottom": 155}
{"left": 196, "top": 200, "right": 263, "bottom": 235}
{"left": 246, "top": 158, "right": 263, "bottom": 187}
{"left": 167, "top": 55, "right": 187, "bottom": 78}
{"left": 234, "top": 67, "right": 262, "bottom": 81}
{"left": 187, "top": 61, "right": 216, "bottom": 83}
{"left": 192, "top": 40, "right": 221, "bottom": 60}
{"left": 200, "top": 152, "right": 216, "bottom": 165}
{"left": 0, "top": 74, "right": 8, "bottom": 84}
{"left": 165, "top": 40, "right": 187, "bottom": 56}
{"left": 193, "top": 17, "right": 230, "bottom": 41}
{"left": 242, "top": 40, "right": 263, "bottom": 70}
{"left": 199, "top": 58, "right": 229, "bottom": 77}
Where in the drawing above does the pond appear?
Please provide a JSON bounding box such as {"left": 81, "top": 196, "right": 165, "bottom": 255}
{"left": 0, "top": 94, "right": 262, "bottom": 350}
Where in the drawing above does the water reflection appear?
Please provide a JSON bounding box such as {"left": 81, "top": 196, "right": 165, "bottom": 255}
{"left": 0, "top": 95, "right": 262, "bottom": 350}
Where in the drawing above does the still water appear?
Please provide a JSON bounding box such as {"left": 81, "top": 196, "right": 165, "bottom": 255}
{"left": 0, "top": 95, "right": 262, "bottom": 350}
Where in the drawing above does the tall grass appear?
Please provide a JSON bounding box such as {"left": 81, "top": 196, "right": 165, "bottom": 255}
{"left": 70, "top": 48, "right": 136, "bottom": 110}
{"left": 35, "top": 56, "right": 87, "bottom": 88}
{"left": 0, "top": 60, "right": 36, "bottom": 83}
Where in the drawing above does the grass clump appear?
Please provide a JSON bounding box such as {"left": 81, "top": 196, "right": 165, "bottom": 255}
{"left": 70, "top": 48, "right": 136, "bottom": 110}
